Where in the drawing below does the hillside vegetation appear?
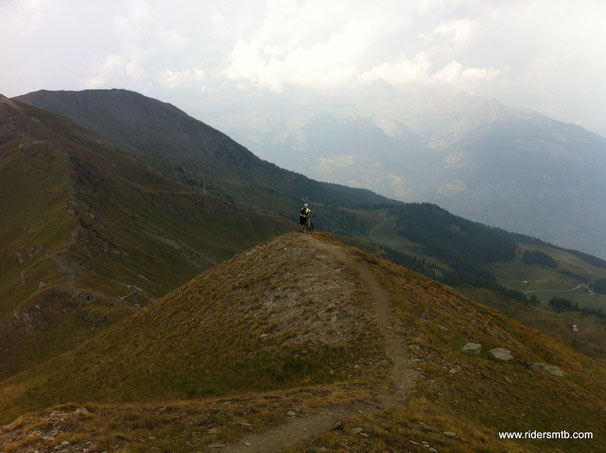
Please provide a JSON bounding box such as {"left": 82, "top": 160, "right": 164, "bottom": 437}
{"left": 1, "top": 233, "right": 604, "bottom": 452}
{"left": 15, "top": 90, "right": 606, "bottom": 283}
{"left": 12, "top": 89, "right": 606, "bottom": 369}
{"left": 15, "top": 90, "right": 395, "bottom": 221}
{"left": 0, "top": 95, "right": 293, "bottom": 379}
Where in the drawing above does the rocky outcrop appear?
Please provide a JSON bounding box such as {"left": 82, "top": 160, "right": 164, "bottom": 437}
{"left": 527, "top": 362, "right": 565, "bottom": 377}
{"left": 460, "top": 343, "right": 482, "bottom": 355}
{"left": 488, "top": 348, "right": 513, "bottom": 362}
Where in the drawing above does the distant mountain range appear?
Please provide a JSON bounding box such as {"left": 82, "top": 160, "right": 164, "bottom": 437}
{"left": 199, "top": 90, "right": 606, "bottom": 259}
{"left": 13, "top": 90, "right": 606, "bottom": 288}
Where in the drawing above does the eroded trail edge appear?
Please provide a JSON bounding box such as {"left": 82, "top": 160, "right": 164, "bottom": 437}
{"left": 225, "top": 236, "right": 418, "bottom": 452}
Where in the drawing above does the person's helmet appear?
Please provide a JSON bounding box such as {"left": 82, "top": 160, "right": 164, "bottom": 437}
{"left": 304, "top": 203, "right": 309, "bottom": 208}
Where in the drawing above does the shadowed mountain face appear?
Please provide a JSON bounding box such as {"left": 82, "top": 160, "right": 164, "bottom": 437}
{"left": 18, "top": 89, "right": 606, "bottom": 258}
{"left": 0, "top": 95, "right": 293, "bottom": 379}
{"left": 436, "top": 112, "right": 606, "bottom": 258}
{"left": 15, "top": 90, "right": 395, "bottom": 221}
{"left": 1, "top": 233, "right": 605, "bottom": 452}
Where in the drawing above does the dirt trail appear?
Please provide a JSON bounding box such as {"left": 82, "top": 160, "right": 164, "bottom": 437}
{"left": 343, "top": 247, "right": 418, "bottom": 405}
{"left": 224, "top": 235, "right": 417, "bottom": 452}
{"left": 225, "top": 410, "right": 350, "bottom": 453}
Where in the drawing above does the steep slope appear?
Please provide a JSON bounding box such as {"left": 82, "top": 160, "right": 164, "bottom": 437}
{"left": 0, "top": 95, "right": 293, "bottom": 379}
{"left": 14, "top": 89, "right": 395, "bottom": 220}
{"left": 438, "top": 112, "right": 606, "bottom": 257}
{"left": 0, "top": 234, "right": 386, "bottom": 420}
{"left": 1, "top": 233, "right": 605, "bottom": 452}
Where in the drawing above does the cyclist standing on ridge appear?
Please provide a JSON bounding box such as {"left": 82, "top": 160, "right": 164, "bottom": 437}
{"left": 299, "top": 203, "right": 314, "bottom": 232}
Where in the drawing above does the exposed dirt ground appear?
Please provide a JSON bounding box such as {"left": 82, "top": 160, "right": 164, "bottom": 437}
{"left": 224, "top": 234, "right": 419, "bottom": 452}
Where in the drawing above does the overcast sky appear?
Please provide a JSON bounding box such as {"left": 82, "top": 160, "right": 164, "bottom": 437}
{"left": 2, "top": 0, "right": 606, "bottom": 136}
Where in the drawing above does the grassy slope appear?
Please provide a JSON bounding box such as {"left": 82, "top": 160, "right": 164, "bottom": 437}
{"left": 316, "top": 247, "right": 606, "bottom": 453}
{"left": 11, "top": 90, "right": 606, "bottom": 394}
{"left": 0, "top": 140, "right": 74, "bottom": 316}
{"left": 0, "top": 98, "right": 89, "bottom": 378}
{"left": 0, "top": 233, "right": 385, "bottom": 424}
{"left": 1, "top": 234, "right": 605, "bottom": 452}
{"left": 459, "top": 287, "right": 606, "bottom": 366}
{"left": 0, "top": 100, "right": 294, "bottom": 380}
{"left": 488, "top": 240, "right": 606, "bottom": 362}
{"left": 368, "top": 209, "right": 606, "bottom": 363}
{"left": 14, "top": 90, "right": 395, "bottom": 216}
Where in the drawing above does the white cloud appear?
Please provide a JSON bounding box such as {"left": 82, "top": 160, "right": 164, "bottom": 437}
{"left": 433, "top": 19, "right": 476, "bottom": 49}
{"left": 357, "top": 54, "right": 500, "bottom": 91}
{"left": 432, "top": 60, "right": 500, "bottom": 84}
{"left": 223, "top": 1, "right": 502, "bottom": 94}
{"left": 82, "top": 0, "right": 199, "bottom": 93}
{"left": 1, "top": 0, "right": 606, "bottom": 135}
{"left": 159, "top": 68, "right": 205, "bottom": 89}
{"left": 85, "top": 54, "right": 126, "bottom": 88}
{"left": 358, "top": 53, "right": 432, "bottom": 86}
{"left": 223, "top": 0, "right": 407, "bottom": 91}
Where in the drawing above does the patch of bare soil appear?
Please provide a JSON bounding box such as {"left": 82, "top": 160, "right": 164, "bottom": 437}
{"left": 224, "top": 235, "right": 419, "bottom": 452}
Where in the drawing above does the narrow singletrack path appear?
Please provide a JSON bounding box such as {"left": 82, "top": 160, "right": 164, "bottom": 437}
{"left": 224, "top": 235, "right": 418, "bottom": 452}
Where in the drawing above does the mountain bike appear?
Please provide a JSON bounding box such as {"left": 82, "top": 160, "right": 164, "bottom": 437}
{"left": 305, "top": 213, "right": 316, "bottom": 234}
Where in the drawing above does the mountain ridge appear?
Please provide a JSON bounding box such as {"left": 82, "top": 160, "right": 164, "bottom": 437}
{"left": 0, "top": 94, "right": 294, "bottom": 379}
{"left": 1, "top": 232, "right": 605, "bottom": 452}
{"left": 15, "top": 89, "right": 395, "bottom": 216}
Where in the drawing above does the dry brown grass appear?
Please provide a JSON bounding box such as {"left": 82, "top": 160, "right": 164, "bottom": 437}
{"left": 0, "top": 234, "right": 386, "bottom": 425}
{"left": 2, "top": 233, "right": 605, "bottom": 452}
{"left": 0, "top": 384, "right": 375, "bottom": 452}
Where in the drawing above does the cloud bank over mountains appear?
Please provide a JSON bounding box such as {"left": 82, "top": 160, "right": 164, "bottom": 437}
{"left": 1, "top": 0, "right": 605, "bottom": 135}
